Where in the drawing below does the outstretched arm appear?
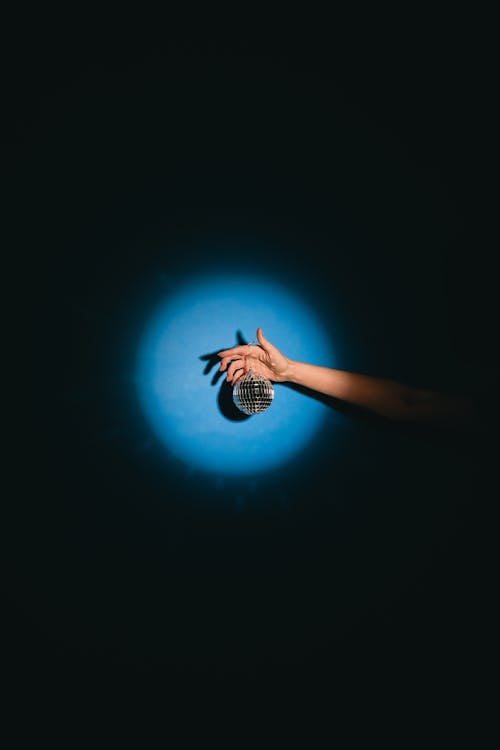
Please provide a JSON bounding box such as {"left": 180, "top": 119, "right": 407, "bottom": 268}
{"left": 218, "top": 327, "right": 478, "bottom": 426}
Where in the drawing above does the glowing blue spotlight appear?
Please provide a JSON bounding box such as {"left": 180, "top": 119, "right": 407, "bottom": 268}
{"left": 136, "top": 271, "right": 335, "bottom": 477}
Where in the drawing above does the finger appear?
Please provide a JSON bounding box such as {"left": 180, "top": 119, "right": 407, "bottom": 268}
{"left": 227, "top": 359, "right": 246, "bottom": 382}
{"left": 218, "top": 344, "right": 257, "bottom": 359}
{"left": 217, "top": 346, "right": 245, "bottom": 359}
{"left": 218, "top": 356, "right": 229, "bottom": 372}
{"left": 229, "top": 371, "right": 245, "bottom": 385}
{"left": 218, "top": 354, "right": 243, "bottom": 372}
{"left": 226, "top": 357, "right": 243, "bottom": 375}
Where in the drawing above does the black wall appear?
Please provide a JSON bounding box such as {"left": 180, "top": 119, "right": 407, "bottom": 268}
{"left": 7, "top": 10, "right": 499, "bottom": 729}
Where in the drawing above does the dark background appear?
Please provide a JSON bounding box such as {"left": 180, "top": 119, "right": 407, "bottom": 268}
{"left": 5, "top": 8, "right": 499, "bottom": 724}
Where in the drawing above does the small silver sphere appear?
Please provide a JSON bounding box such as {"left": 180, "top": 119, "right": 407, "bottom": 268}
{"left": 233, "top": 369, "right": 274, "bottom": 415}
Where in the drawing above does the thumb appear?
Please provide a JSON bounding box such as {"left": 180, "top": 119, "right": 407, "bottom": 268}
{"left": 256, "top": 326, "right": 271, "bottom": 351}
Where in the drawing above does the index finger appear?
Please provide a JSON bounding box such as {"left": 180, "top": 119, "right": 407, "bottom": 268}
{"left": 217, "top": 344, "right": 256, "bottom": 358}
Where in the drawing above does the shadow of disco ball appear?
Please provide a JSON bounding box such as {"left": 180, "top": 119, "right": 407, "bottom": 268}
{"left": 233, "top": 369, "right": 275, "bottom": 415}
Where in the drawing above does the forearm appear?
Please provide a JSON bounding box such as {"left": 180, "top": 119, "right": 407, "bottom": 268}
{"left": 284, "top": 360, "right": 475, "bottom": 424}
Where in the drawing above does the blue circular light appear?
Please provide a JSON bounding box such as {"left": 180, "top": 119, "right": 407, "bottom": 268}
{"left": 136, "top": 271, "right": 336, "bottom": 477}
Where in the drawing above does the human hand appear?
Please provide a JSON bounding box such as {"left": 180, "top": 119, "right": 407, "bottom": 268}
{"left": 218, "top": 327, "right": 290, "bottom": 385}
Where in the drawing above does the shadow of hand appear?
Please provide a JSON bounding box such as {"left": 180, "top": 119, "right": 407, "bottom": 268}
{"left": 199, "top": 330, "right": 248, "bottom": 385}
{"left": 199, "top": 330, "right": 251, "bottom": 421}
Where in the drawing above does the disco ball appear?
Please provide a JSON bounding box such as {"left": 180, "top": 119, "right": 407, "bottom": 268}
{"left": 233, "top": 369, "right": 274, "bottom": 415}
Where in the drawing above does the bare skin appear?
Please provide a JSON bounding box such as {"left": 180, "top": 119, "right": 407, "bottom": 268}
{"left": 218, "top": 327, "right": 479, "bottom": 427}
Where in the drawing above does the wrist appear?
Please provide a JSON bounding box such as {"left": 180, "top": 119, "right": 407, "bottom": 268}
{"left": 281, "top": 358, "right": 298, "bottom": 383}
